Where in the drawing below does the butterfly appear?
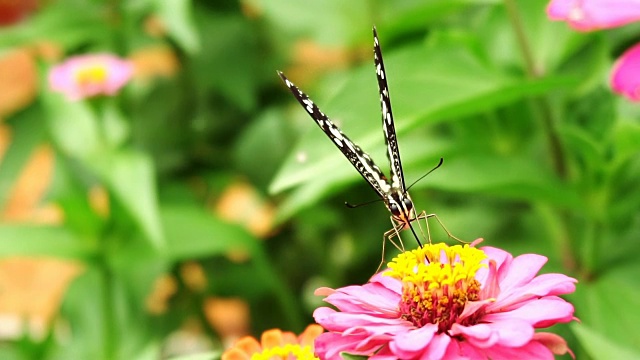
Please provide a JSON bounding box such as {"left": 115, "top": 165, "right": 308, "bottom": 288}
{"left": 278, "top": 27, "right": 456, "bottom": 259}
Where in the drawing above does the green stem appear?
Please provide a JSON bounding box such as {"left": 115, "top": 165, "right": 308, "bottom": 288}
{"left": 251, "top": 247, "right": 304, "bottom": 330}
{"left": 503, "top": 0, "right": 567, "bottom": 179}
{"left": 504, "top": 0, "right": 578, "bottom": 270}
{"left": 503, "top": 0, "right": 538, "bottom": 77}
{"left": 100, "top": 244, "right": 115, "bottom": 360}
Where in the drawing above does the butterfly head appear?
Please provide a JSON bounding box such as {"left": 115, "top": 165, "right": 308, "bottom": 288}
{"left": 386, "top": 190, "right": 416, "bottom": 227}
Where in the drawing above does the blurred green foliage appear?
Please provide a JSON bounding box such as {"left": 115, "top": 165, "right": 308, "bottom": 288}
{"left": 0, "top": 0, "right": 638, "bottom": 359}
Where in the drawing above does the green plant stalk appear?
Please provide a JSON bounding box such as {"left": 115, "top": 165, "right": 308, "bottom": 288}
{"left": 503, "top": 0, "right": 579, "bottom": 269}
{"left": 99, "top": 245, "right": 115, "bottom": 360}
{"left": 503, "top": 0, "right": 567, "bottom": 179}
{"left": 251, "top": 245, "right": 305, "bottom": 329}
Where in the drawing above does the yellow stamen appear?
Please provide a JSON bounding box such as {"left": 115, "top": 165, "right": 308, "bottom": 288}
{"left": 75, "top": 64, "right": 108, "bottom": 86}
{"left": 250, "top": 344, "right": 318, "bottom": 360}
{"left": 384, "top": 243, "right": 487, "bottom": 331}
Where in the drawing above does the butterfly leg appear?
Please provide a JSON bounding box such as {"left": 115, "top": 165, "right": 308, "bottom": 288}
{"left": 377, "top": 220, "right": 405, "bottom": 273}
{"left": 415, "top": 211, "right": 468, "bottom": 244}
{"left": 413, "top": 213, "right": 429, "bottom": 245}
{"left": 390, "top": 217, "right": 406, "bottom": 252}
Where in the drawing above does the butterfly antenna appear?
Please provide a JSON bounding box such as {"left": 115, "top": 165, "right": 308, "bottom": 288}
{"left": 405, "top": 157, "right": 444, "bottom": 192}
{"left": 345, "top": 198, "right": 384, "bottom": 208}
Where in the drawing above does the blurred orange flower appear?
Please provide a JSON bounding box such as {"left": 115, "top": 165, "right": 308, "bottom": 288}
{"left": 222, "top": 325, "right": 323, "bottom": 360}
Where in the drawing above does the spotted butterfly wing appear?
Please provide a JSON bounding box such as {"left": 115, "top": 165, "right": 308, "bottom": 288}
{"left": 373, "top": 27, "right": 406, "bottom": 193}
{"left": 277, "top": 71, "right": 391, "bottom": 199}
{"left": 278, "top": 27, "right": 422, "bottom": 247}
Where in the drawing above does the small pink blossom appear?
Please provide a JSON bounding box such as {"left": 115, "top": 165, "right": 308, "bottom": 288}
{"left": 313, "top": 242, "right": 577, "bottom": 359}
{"left": 49, "top": 54, "right": 134, "bottom": 101}
{"left": 547, "top": 0, "right": 640, "bottom": 31}
{"left": 611, "top": 42, "right": 640, "bottom": 101}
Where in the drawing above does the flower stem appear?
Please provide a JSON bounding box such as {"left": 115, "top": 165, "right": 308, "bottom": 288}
{"left": 504, "top": 0, "right": 577, "bottom": 269}
{"left": 503, "top": 0, "right": 567, "bottom": 179}
{"left": 99, "top": 243, "right": 115, "bottom": 360}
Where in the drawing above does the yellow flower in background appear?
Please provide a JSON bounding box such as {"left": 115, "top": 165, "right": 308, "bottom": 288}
{"left": 222, "top": 325, "right": 323, "bottom": 360}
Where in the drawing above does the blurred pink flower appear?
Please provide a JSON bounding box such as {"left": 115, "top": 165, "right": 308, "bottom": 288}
{"left": 547, "top": 0, "right": 640, "bottom": 31}
{"left": 314, "top": 242, "right": 577, "bottom": 359}
{"left": 611, "top": 42, "right": 640, "bottom": 101}
{"left": 49, "top": 54, "right": 133, "bottom": 101}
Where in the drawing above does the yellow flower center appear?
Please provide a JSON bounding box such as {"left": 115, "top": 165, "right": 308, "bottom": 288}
{"left": 75, "top": 64, "right": 108, "bottom": 86}
{"left": 250, "top": 344, "right": 318, "bottom": 360}
{"left": 385, "top": 243, "right": 487, "bottom": 332}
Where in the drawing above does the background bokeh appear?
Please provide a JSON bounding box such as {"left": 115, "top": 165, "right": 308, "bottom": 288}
{"left": 0, "top": 0, "right": 639, "bottom": 359}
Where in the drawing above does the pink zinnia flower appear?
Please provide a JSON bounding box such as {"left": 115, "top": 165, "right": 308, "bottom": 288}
{"left": 314, "top": 242, "right": 577, "bottom": 359}
{"left": 547, "top": 0, "right": 640, "bottom": 31}
{"left": 48, "top": 54, "right": 134, "bottom": 101}
{"left": 611, "top": 42, "right": 640, "bottom": 101}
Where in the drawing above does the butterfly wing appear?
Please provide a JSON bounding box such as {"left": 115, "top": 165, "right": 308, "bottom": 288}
{"left": 373, "top": 27, "right": 406, "bottom": 192}
{"left": 278, "top": 71, "right": 391, "bottom": 199}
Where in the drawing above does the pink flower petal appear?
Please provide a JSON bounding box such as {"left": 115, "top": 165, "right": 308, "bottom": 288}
{"left": 443, "top": 340, "right": 488, "bottom": 359}
{"left": 323, "top": 281, "right": 401, "bottom": 315}
{"left": 491, "top": 273, "right": 577, "bottom": 310}
{"left": 314, "top": 287, "right": 335, "bottom": 296}
{"left": 547, "top": 0, "right": 640, "bottom": 31}
{"left": 483, "top": 319, "right": 535, "bottom": 347}
{"left": 611, "top": 42, "right": 640, "bottom": 101}
{"left": 478, "top": 246, "right": 511, "bottom": 270}
{"left": 533, "top": 332, "right": 575, "bottom": 357}
{"left": 458, "top": 298, "right": 494, "bottom": 322}
{"left": 371, "top": 270, "right": 402, "bottom": 294}
{"left": 389, "top": 324, "right": 437, "bottom": 357}
{"left": 484, "top": 340, "right": 555, "bottom": 360}
{"left": 484, "top": 297, "right": 575, "bottom": 327}
{"left": 369, "top": 355, "right": 397, "bottom": 360}
{"left": 478, "top": 260, "right": 500, "bottom": 300}
{"left": 48, "top": 53, "right": 133, "bottom": 101}
{"left": 419, "top": 333, "right": 451, "bottom": 360}
{"left": 313, "top": 307, "right": 407, "bottom": 332}
{"left": 314, "top": 332, "right": 377, "bottom": 359}
{"left": 495, "top": 254, "right": 548, "bottom": 292}
{"left": 451, "top": 323, "right": 499, "bottom": 348}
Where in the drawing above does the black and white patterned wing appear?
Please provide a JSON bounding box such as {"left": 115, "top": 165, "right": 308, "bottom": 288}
{"left": 278, "top": 71, "right": 391, "bottom": 199}
{"left": 373, "top": 27, "right": 406, "bottom": 192}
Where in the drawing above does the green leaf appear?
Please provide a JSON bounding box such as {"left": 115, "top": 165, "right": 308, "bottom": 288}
{"left": 424, "top": 153, "right": 582, "bottom": 208}
{"left": 233, "top": 108, "right": 296, "bottom": 187}
{"left": 53, "top": 265, "right": 159, "bottom": 360}
{"left": 479, "top": 0, "right": 591, "bottom": 74}
{"left": 381, "top": 0, "right": 499, "bottom": 39}
{"left": 340, "top": 353, "right": 369, "bottom": 360}
{"left": 613, "top": 118, "right": 640, "bottom": 165}
{"left": 167, "top": 352, "right": 219, "bottom": 360}
{"left": 159, "top": 203, "right": 304, "bottom": 328}
{"left": 0, "top": 107, "right": 45, "bottom": 212}
{"left": 160, "top": 204, "right": 257, "bottom": 260}
{"left": 254, "top": 0, "right": 370, "bottom": 46}
{"left": 0, "top": 1, "right": 108, "bottom": 50}
{"left": 0, "top": 225, "right": 94, "bottom": 259}
{"left": 270, "top": 39, "right": 577, "bottom": 197}
{"left": 572, "top": 261, "right": 640, "bottom": 353}
{"left": 191, "top": 13, "right": 260, "bottom": 111}
{"left": 155, "top": 0, "right": 200, "bottom": 54}
{"left": 572, "top": 323, "right": 640, "bottom": 360}
{"left": 42, "top": 91, "right": 103, "bottom": 158}
{"left": 87, "top": 150, "right": 164, "bottom": 249}
{"left": 102, "top": 101, "right": 130, "bottom": 149}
